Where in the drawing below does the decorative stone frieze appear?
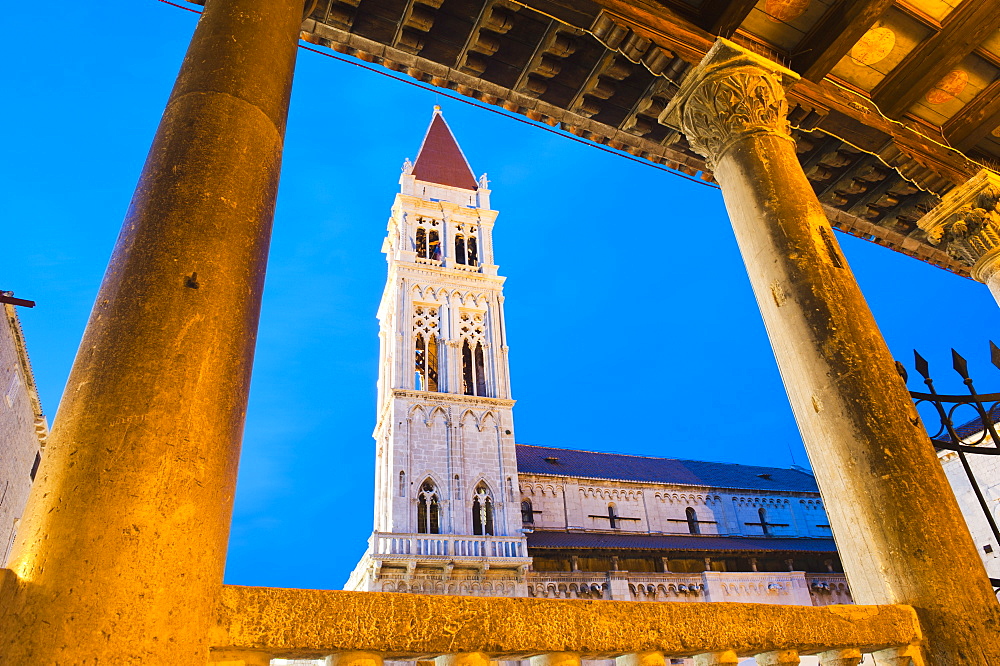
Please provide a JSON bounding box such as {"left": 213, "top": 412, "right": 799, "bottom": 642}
{"left": 918, "top": 170, "right": 1000, "bottom": 284}
{"left": 660, "top": 39, "right": 798, "bottom": 166}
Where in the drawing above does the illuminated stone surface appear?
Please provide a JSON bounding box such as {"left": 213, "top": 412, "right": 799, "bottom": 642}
{"left": 664, "top": 38, "right": 1000, "bottom": 665}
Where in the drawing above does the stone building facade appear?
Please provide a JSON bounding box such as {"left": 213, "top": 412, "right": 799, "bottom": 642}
{"left": 346, "top": 111, "right": 851, "bottom": 610}
{"left": 0, "top": 294, "right": 47, "bottom": 565}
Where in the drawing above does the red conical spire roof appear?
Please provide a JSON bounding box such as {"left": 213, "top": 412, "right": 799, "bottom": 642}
{"left": 411, "top": 108, "right": 478, "bottom": 190}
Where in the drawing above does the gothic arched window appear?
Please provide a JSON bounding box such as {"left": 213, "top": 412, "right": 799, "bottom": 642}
{"left": 415, "top": 227, "right": 427, "bottom": 258}
{"left": 399, "top": 471, "right": 406, "bottom": 497}
{"left": 474, "top": 342, "right": 487, "bottom": 396}
{"left": 428, "top": 230, "right": 441, "bottom": 260}
{"left": 414, "top": 334, "right": 439, "bottom": 392}
{"left": 417, "top": 480, "right": 440, "bottom": 534}
{"left": 415, "top": 334, "right": 426, "bottom": 390}
{"left": 455, "top": 235, "right": 466, "bottom": 265}
{"left": 607, "top": 504, "right": 619, "bottom": 529}
{"left": 467, "top": 236, "right": 478, "bottom": 266}
{"left": 759, "top": 508, "right": 770, "bottom": 537}
{"left": 686, "top": 507, "right": 700, "bottom": 534}
{"left": 462, "top": 340, "right": 475, "bottom": 396}
{"left": 472, "top": 483, "right": 494, "bottom": 536}
{"left": 521, "top": 499, "right": 534, "bottom": 525}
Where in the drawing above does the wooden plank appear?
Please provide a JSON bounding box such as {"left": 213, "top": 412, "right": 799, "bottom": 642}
{"left": 873, "top": 0, "right": 1000, "bottom": 118}
{"left": 944, "top": 78, "right": 1000, "bottom": 152}
{"left": 697, "top": 0, "right": 758, "bottom": 38}
{"left": 0, "top": 294, "right": 34, "bottom": 308}
{"left": 792, "top": 0, "right": 895, "bottom": 82}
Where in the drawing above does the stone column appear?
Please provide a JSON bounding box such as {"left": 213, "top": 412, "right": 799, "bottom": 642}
{"left": 662, "top": 39, "right": 1000, "bottom": 664}
{"left": 918, "top": 169, "right": 1000, "bottom": 301}
{"left": 0, "top": 0, "right": 301, "bottom": 662}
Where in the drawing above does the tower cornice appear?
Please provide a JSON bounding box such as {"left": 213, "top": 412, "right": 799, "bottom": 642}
{"left": 392, "top": 389, "right": 515, "bottom": 409}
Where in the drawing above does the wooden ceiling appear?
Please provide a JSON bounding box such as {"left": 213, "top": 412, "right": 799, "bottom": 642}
{"left": 296, "top": 0, "right": 1000, "bottom": 276}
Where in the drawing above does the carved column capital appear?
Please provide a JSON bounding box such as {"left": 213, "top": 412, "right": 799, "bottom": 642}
{"left": 661, "top": 39, "right": 799, "bottom": 166}
{"left": 919, "top": 170, "right": 1000, "bottom": 282}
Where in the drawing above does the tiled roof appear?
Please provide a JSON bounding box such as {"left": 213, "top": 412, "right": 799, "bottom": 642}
{"left": 412, "top": 110, "right": 478, "bottom": 190}
{"left": 527, "top": 530, "right": 837, "bottom": 553}
{"left": 516, "top": 444, "right": 819, "bottom": 493}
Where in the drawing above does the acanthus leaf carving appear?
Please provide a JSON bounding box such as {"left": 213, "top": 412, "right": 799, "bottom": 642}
{"left": 680, "top": 68, "right": 791, "bottom": 164}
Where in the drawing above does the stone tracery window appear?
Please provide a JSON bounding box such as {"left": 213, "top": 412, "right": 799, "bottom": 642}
{"left": 417, "top": 479, "right": 440, "bottom": 534}
{"left": 459, "top": 310, "right": 489, "bottom": 397}
{"left": 413, "top": 305, "right": 440, "bottom": 392}
{"left": 472, "top": 483, "right": 494, "bottom": 536}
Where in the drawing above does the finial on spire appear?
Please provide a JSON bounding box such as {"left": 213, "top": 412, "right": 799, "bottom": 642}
{"left": 433, "top": 105, "right": 442, "bottom": 114}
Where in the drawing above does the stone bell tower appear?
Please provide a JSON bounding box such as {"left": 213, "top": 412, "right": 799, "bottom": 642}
{"left": 346, "top": 108, "right": 530, "bottom": 596}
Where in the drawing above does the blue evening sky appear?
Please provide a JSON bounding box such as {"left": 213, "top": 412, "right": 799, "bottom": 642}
{"left": 5, "top": 0, "right": 999, "bottom": 590}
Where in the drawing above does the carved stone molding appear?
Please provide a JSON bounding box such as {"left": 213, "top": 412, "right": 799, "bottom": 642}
{"left": 661, "top": 39, "right": 799, "bottom": 166}
{"left": 918, "top": 170, "right": 1000, "bottom": 283}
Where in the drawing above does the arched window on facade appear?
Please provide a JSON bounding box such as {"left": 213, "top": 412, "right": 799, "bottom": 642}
{"left": 472, "top": 483, "right": 494, "bottom": 536}
{"left": 462, "top": 340, "right": 489, "bottom": 397}
{"left": 462, "top": 340, "right": 475, "bottom": 396}
{"left": 607, "top": 504, "right": 619, "bottom": 529}
{"left": 415, "top": 227, "right": 427, "bottom": 258}
{"left": 521, "top": 499, "right": 534, "bottom": 525}
{"left": 455, "top": 235, "right": 466, "bottom": 265}
{"left": 467, "top": 236, "right": 478, "bottom": 266}
{"left": 474, "top": 342, "right": 487, "bottom": 396}
{"left": 759, "top": 508, "right": 770, "bottom": 537}
{"left": 399, "top": 471, "right": 406, "bottom": 497}
{"left": 417, "top": 480, "right": 440, "bottom": 534}
{"left": 686, "top": 506, "right": 700, "bottom": 534}
{"left": 428, "top": 230, "right": 441, "bottom": 260}
{"left": 414, "top": 334, "right": 439, "bottom": 392}
{"left": 507, "top": 477, "right": 514, "bottom": 501}
{"left": 454, "top": 474, "right": 461, "bottom": 500}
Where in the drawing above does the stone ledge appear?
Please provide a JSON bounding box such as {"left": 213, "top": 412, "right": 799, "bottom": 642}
{"left": 213, "top": 585, "right": 920, "bottom": 660}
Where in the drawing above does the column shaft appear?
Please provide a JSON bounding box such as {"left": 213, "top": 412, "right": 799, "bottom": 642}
{"left": 663, "top": 40, "right": 1000, "bottom": 664}
{"left": 0, "top": 0, "right": 302, "bottom": 661}
{"left": 713, "top": 128, "right": 1000, "bottom": 663}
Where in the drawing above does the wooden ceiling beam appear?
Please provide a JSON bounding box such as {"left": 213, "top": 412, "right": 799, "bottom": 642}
{"left": 872, "top": 0, "right": 1000, "bottom": 118}
{"left": 696, "top": 0, "right": 758, "bottom": 38}
{"left": 792, "top": 0, "right": 895, "bottom": 82}
{"left": 944, "top": 78, "right": 1000, "bottom": 152}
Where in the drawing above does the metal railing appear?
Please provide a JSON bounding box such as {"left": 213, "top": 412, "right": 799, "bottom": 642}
{"left": 900, "top": 343, "right": 1000, "bottom": 594}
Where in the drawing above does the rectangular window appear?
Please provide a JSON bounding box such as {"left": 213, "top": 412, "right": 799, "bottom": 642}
{"left": 30, "top": 452, "right": 41, "bottom": 481}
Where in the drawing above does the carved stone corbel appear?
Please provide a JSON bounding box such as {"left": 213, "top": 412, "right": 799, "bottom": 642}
{"left": 918, "top": 170, "right": 1000, "bottom": 285}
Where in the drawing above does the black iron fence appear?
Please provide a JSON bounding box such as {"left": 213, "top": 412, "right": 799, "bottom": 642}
{"left": 898, "top": 344, "right": 1000, "bottom": 594}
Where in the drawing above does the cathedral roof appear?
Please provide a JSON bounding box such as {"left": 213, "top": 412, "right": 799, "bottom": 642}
{"left": 411, "top": 108, "right": 478, "bottom": 191}
{"left": 516, "top": 444, "right": 819, "bottom": 493}
{"left": 527, "top": 531, "right": 837, "bottom": 553}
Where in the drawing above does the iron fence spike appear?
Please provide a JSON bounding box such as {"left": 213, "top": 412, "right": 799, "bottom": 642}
{"left": 895, "top": 360, "right": 908, "bottom": 382}
{"left": 953, "top": 348, "right": 970, "bottom": 379}
{"left": 914, "top": 350, "right": 930, "bottom": 379}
